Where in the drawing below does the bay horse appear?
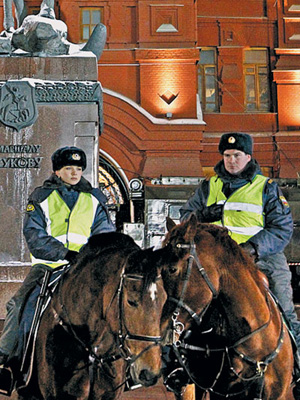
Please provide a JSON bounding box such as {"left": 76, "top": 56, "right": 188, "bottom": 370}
{"left": 16, "top": 232, "right": 167, "bottom": 400}
{"left": 159, "top": 215, "right": 295, "bottom": 400}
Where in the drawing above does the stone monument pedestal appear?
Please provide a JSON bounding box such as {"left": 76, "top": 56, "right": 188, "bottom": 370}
{"left": 0, "top": 52, "right": 103, "bottom": 320}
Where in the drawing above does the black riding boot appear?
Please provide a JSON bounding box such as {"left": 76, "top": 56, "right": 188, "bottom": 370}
{"left": 0, "top": 366, "right": 13, "bottom": 396}
{"left": 0, "top": 349, "right": 13, "bottom": 396}
{"left": 293, "top": 352, "right": 300, "bottom": 400}
{"left": 0, "top": 350, "right": 8, "bottom": 366}
{"left": 294, "top": 380, "right": 300, "bottom": 400}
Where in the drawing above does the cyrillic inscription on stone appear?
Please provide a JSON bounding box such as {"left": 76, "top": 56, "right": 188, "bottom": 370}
{"left": 0, "top": 144, "right": 42, "bottom": 168}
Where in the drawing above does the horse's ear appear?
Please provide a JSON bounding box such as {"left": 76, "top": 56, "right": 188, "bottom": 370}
{"left": 166, "top": 216, "right": 176, "bottom": 232}
{"left": 185, "top": 213, "right": 198, "bottom": 241}
{"left": 143, "top": 246, "right": 155, "bottom": 255}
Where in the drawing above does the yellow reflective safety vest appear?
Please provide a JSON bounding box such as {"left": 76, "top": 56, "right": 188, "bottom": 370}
{"left": 207, "top": 174, "right": 268, "bottom": 244}
{"left": 31, "top": 190, "right": 99, "bottom": 268}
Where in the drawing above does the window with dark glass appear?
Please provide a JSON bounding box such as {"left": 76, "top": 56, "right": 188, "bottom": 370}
{"left": 80, "top": 8, "right": 103, "bottom": 42}
{"left": 28, "top": 6, "right": 40, "bottom": 15}
{"left": 198, "top": 48, "right": 219, "bottom": 112}
{"left": 244, "top": 49, "right": 270, "bottom": 112}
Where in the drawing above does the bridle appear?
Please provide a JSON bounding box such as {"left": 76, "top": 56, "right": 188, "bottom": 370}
{"left": 116, "top": 269, "right": 163, "bottom": 359}
{"left": 166, "top": 239, "right": 286, "bottom": 398}
{"left": 167, "top": 240, "right": 218, "bottom": 341}
{"left": 51, "top": 262, "right": 163, "bottom": 390}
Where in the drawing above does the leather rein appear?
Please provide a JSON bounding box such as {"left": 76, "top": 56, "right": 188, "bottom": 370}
{"left": 168, "top": 240, "right": 285, "bottom": 398}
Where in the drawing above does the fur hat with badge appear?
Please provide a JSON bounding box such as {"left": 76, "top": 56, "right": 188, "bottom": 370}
{"left": 51, "top": 146, "right": 87, "bottom": 171}
{"left": 219, "top": 133, "right": 253, "bottom": 155}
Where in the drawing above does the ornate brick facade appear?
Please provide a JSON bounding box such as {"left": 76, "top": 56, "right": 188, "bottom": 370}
{"left": 1, "top": 0, "right": 300, "bottom": 179}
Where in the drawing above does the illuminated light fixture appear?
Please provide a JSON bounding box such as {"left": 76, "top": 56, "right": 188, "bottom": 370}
{"left": 289, "top": 5, "right": 300, "bottom": 11}
{"left": 156, "top": 23, "right": 178, "bottom": 33}
{"left": 130, "top": 178, "right": 143, "bottom": 191}
{"left": 289, "top": 34, "right": 300, "bottom": 41}
{"left": 129, "top": 178, "right": 143, "bottom": 198}
{"left": 159, "top": 90, "right": 179, "bottom": 105}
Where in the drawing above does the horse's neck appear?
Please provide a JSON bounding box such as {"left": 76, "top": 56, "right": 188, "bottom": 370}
{"left": 218, "top": 271, "right": 269, "bottom": 339}
{"left": 55, "top": 270, "right": 121, "bottom": 350}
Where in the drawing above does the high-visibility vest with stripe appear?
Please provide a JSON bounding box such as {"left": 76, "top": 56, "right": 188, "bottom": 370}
{"left": 207, "top": 174, "right": 267, "bottom": 244}
{"left": 31, "top": 190, "right": 99, "bottom": 268}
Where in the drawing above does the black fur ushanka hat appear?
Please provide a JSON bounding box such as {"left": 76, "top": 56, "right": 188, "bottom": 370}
{"left": 51, "top": 146, "right": 87, "bottom": 171}
{"left": 218, "top": 132, "right": 253, "bottom": 155}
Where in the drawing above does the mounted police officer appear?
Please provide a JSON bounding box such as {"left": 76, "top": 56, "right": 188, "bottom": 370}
{"left": 0, "top": 146, "right": 115, "bottom": 371}
{"left": 180, "top": 132, "right": 300, "bottom": 397}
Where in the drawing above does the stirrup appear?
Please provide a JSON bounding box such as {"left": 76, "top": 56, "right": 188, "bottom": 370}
{"left": 0, "top": 366, "right": 14, "bottom": 396}
{"left": 293, "top": 382, "right": 300, "bottom": 400}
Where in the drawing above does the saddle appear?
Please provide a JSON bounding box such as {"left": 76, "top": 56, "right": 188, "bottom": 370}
{"left": 0, "top": 266, "right": 68, "bottom": 396}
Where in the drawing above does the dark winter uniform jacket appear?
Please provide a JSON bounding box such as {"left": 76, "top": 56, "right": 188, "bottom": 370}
{"left": 23, "top": 174, "right": 115, "bottom": 265}
{"left": 180, "top": 159, "right": 293, "bottom": 259}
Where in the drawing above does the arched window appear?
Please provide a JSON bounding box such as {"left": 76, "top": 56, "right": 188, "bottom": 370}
{"left": 99, "top": 154, "right": 130, "bottom": 231}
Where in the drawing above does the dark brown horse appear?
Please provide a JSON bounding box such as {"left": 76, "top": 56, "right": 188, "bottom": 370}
{"left": 159, "top": 215, "right": 295, "bottom": 400}
{"left": 17, "top": 232, "right": 167, "bottom": 400}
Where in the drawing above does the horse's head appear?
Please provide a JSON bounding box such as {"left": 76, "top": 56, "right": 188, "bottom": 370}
{"left": 159, "top": 215, "right": 223, "bottom": 341}
{"left": 120, "top": 247, "right": 167, "bottom": 387}
{"left": 158, "top": 219, "right": 294, "bottom": 400}
{"left": 66, "top": 233, "right": 167, "bottom": 389}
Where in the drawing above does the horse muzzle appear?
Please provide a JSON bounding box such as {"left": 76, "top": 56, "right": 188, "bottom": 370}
{"left": 129, "top": 364, "right": 161, "bottom": 387}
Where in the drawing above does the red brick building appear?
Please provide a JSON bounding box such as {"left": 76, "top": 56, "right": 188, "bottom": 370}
{"left": 1, "top": 5, "right": 300, "bottom": 398}
{"left": 2, "top": 0, "right": 300, "bottom": 232}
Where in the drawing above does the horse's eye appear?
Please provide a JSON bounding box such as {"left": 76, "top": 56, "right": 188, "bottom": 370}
{"left": 168, "top": 266, "right": 177, "bottom": 275}
{"left": 127, "top": 299, "right": 138, "bottom": 307}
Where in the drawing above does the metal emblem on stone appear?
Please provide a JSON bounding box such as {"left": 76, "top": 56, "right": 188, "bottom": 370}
{"left": 0, "top": 80, "right": 38, "bottom": 131}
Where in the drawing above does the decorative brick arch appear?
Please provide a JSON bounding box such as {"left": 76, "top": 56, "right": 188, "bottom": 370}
{"left": 100, "top": 89, "right": 205, "bottom": 183}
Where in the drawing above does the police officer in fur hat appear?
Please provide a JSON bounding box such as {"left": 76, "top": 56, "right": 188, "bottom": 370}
{"left": 180, "top": 132, "right": 300, "bottom": 397}
{"left": 0, "top": 146, "right": 115, "bottom": 374}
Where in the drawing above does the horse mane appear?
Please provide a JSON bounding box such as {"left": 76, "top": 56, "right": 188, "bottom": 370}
{"left": 67, "top": 232, "right": 138, "bottom": 283}
{"left": 165, "top": 219, "right": 266, "bottom": 294}
{"left": 85, "top": 232, "right": 140, "bottom": 253}
{"left": 196, "top": 223, "right": 242, "bottom": 263}
{"left": 195, "top": 223, "right": 266, "bottom": 293}
{"left": 73, "top": 232, "right": 159, "bottom": 295}
{"left": 126, "top": 247, "right": 160, "bottom": 295}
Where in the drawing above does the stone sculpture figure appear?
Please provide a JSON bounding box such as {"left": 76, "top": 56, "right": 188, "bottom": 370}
{"left": 3, "top": 0, "right": 27, "bottom": 32}
{"left": 3, "top": 0, "right": 55, "bottom": 32}
{"left": 11, "top": 0, "right": 68, "bottom": 56}
{"left": 3, "top": 0, "right": 107, "bottom": 60}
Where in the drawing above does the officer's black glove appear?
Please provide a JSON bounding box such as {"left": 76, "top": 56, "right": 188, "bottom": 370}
{"left": 65, "top": 250, "right": 79, "bottom": 265}
{"left": 240, "top": 242, "right": 258, "bottom": 262}
{"left": 197, "top": 204, "right": 223, "bottom": 223}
